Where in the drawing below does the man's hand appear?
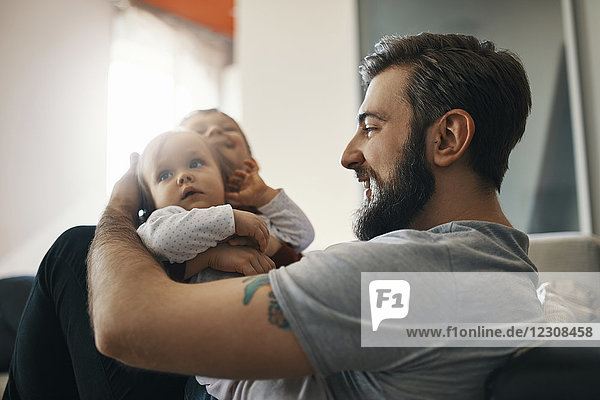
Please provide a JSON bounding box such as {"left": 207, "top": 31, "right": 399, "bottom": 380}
{"left": 204, "top": 243, "right": 276, "bottom": 276}
{"left": 233, "top": 209, "right": 269, "bottom": 252}
{"left": 228, "top": 235, "right": 283, "bottom": 258}
{"left": 108, "top": 152, "right": 142, "bottom": 223}
{"left": 226, "top": 159, "right": 279, "bottom": 208}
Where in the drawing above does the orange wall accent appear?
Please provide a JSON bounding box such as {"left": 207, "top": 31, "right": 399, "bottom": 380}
{"left": 138, "top": 0, "right": 234, "bottom": 38}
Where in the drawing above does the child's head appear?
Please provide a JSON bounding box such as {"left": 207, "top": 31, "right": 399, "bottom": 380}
{"left": 180, "top": 109, "right": 252, "bottom": 170}
{"left": 137, "top": 129, "right": 233, "bottom": 215}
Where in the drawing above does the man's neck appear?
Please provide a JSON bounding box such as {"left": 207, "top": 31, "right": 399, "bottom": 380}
{"left": 410, "top": 180, "right": 511, "bottom": 231}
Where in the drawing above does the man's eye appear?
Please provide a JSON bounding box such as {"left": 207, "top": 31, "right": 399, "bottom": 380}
{"left": 158, "top": 171, "right": 172, "bottom": 182}
{"left": 190, "top": 159, "right": 204, "bottom": 168}
{"left": 364, "top": 126, "right": 377, "bottom": 138}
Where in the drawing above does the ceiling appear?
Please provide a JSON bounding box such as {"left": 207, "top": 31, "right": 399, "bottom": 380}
{"left": 137, "top": 0, "right": 234, "bottom": 38}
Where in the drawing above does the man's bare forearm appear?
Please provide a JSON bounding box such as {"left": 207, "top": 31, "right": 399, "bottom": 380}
{"left": 87, "top": 205, "right": 172, "bottom": 357}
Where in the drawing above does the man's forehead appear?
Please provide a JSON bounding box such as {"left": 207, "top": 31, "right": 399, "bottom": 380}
{"left": 359, "top": 67, "right": 410, "bottom": 119}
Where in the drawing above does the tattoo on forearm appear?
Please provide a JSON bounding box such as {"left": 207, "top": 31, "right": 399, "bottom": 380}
{"left": 242, "top": 276, "right": 290, "bottom": 330}
{"left": 242, "top": 276, "right": 270, "bottom": 305}
{"left": 267, "top": 291, "right": 290, "bottom": 329}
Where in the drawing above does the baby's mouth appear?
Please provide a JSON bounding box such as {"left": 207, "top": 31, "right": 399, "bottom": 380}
{"left": 182, "top": 187, "right": 203, "bottom": 200}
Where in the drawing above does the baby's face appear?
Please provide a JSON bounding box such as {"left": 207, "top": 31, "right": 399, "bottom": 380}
{"left": 142, "top": 132, "right": 225, "bottom": 211}
{"left": 182, "top": 112, "right": 251, "bottom": 170}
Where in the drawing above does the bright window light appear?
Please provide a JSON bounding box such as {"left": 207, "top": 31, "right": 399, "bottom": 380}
{"left": 105, "top": 6, "right": 232, "bottom": 195}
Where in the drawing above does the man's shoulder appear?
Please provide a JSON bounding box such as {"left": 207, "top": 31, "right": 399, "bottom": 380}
{"left": 302, "top": 220, "right": 530, "bottom": 273}
{"left": 303, "top": 229, "right": 449, "bottom": 274}
{"left": 327, "top": 220, "right": 524, "bottom": 251}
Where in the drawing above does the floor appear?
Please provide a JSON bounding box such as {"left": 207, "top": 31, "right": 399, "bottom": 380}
{"left": 1, "top": 372, "right": 8, "bottom": 397}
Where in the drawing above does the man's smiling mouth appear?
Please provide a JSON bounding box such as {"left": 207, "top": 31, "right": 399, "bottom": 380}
{"left": 363, "top": 180, "right": 372, "bottom": 201}
{"left": 356, "top": 172, "right": 372, "bottom": 201}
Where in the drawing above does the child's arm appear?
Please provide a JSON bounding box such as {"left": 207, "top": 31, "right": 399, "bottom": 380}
{"left": 225, "top": 159, "right": 315, "bottom": 252}
{"left": 257, "top": 190, "right": 315, "bottom": 253}
{"left": 137, "top": 205, "right": 269, "bottom": 264}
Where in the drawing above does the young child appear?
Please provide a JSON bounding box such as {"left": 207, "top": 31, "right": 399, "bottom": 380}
{"left": 136, "top": 130, "right": 276, "bottom": 279}
{"left": 137, "top": 109, "right": 314, "bottom": 281}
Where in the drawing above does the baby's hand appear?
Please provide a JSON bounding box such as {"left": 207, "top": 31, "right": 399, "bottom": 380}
{"left": 232, "top": 209, "right": 269, "bottom": 252}
{"left": 226, "top": 159, "right": 279, "bottom": 208}
{"left": 205, "top": 243, "right": 276, "bottom": 275}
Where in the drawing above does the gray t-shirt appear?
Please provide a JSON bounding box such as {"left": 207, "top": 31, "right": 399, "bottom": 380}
{"left": 268, "top": 221, "right": 543, "bottom": 399}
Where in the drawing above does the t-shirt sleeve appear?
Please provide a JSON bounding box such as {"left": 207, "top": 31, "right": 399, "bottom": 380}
{"left": 268, "top": 241, "right": 423, "bottom": 376}
{"left": 137, "top": 205, "right": 235, "bottom": 263}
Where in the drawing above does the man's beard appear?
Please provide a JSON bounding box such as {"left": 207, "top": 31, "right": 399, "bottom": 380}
{"left": 352, "top": 130, "right": 436, "bottom": 241}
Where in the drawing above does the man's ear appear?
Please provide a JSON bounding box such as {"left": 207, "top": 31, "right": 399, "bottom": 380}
{"left": 431, "top": 109, "right": 475, "bottom": 167}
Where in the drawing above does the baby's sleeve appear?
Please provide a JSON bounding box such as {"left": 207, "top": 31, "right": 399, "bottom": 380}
{"left": 136, "top": 205, "right": 235, "bottom": 264}
{"left": 258, "top": 189, "right": 315, "bottom": 252}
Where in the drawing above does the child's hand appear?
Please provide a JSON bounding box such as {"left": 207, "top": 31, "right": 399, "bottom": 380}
{"left": 226, "top": 159, "right": 279, "bottom": 208}
{"left": 232, "top": 209, "right": 269, "bottom": 252}
{"left": 205, "top": 243, "right": 276, "bottom": 276}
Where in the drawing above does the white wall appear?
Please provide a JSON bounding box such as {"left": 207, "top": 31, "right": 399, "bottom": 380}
{"left": 236, "top": 0, "right": 361, "bottom": 250}
{"left": 0, "top": 0, "right": 113, "bottom": 278}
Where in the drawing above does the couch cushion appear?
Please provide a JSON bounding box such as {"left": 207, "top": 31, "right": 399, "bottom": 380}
{"left": 485, "top": 346, "right": 600, "bottom": 399}
{"left": 529, "top": 233, "right": 600, "bottom": 272}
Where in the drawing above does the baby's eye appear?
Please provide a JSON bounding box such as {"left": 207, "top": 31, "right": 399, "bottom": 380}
{"left": 189, "top": 159, "right": 205, "bottom": 168}
{"left": 158, "top": 171, "right": 173, "bottom": 182}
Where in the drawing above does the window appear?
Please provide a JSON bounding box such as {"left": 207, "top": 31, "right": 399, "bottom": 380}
{"left": 106, "top": 4, "right": 235, "bottom": 194}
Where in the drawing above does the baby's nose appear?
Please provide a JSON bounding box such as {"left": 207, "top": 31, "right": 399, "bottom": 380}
{"left": 205, "top": 126, "right": 223, "bottom": 138}
{"left": 178, "top": 174, "right": 193, "bottom": 184}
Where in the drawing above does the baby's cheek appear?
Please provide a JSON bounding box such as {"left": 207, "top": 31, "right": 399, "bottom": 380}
{"left": 227, "top": 152, "right": 247, "bottom": 170}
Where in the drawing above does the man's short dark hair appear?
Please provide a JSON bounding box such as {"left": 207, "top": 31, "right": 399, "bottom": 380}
{"left": 360, "top": 33, "right": 532, "bottom": 191}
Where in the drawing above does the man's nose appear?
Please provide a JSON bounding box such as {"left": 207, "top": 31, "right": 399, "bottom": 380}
{"left": 340, "top": 135, "right": 365, "bottom": 170}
